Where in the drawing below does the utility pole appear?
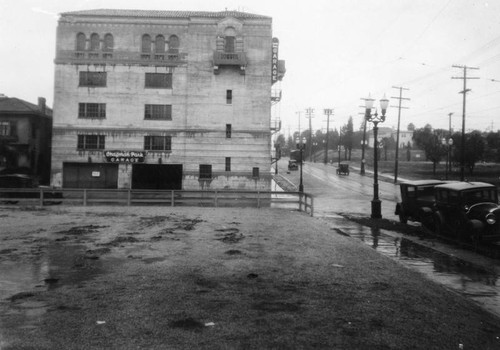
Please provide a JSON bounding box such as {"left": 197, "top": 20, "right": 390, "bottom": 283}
{"left": 448, "top": 112, "right": 453, "bottom": 175}
{"left": 305, "top": 108, "right": 314, "bottom": 161}
{"left": 391, "top": 86, "right": 410, "bottom": 184}
{"left": 452, "top": 65, "right": 479, "bottom": 181}
{"left": 323, "top": 109, "right": 333, "bottom": 164}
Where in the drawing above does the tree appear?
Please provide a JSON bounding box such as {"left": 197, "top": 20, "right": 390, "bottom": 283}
{"left": 485, "top": 131, "right": 500, "bottom": 162}
{"left": 450, "top": 131, "right": 486, "bottom": 176}
{"left": 464, "top": 131, "right": 485, "bottom": 175}
{"left": 407, "top": 123, "right": 415, "bottom": 131}
{"left": 344, "top": 116, "right": 354, "bottom": 160}
{"left": 381, "top": 136, "right": 396, "bottom": 161}
{"left": 412, "top": 125, "right": 447, "bottom": 175}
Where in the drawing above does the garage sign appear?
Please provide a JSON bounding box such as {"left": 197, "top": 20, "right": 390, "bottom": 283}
{"left": 104, "top": 150, "right": 145, "bottom": 163}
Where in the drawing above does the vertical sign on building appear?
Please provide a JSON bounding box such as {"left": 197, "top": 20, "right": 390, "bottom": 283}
{"left": 271, "top": 38, "right": 279, "bottom": 84}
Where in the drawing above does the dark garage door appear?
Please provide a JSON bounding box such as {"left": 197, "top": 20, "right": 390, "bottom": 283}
{"left": 63, "top": 163, "right": 118, "bottom": 189}
{"left": 132, "top": 164, "right": 182, "bottom": 190}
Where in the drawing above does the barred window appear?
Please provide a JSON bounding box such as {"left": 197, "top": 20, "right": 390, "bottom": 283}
{"left": 103, "top": 33, "right": 114, "bottom": 52}
{"left": 144, "top": 136, "right": 172, "bottom": 151}
{"left": 90, "top": 33, "right": 100, "bottom": 51}
{"left": 144, "top": 104, "right": 172, "bottom": 120}
{"left": 168, "top": 35, "right": 179, "bottom": 53}
{"left": 79, "top": 72, "right": 107, "bottom": 87}
{"left": 142, "top": 34, "right": 151, "bottom": 53}
{"left": 155, "top": 35, "right": 165, "bottom": 53}
{"left": 225, "top": 157, "right": 231, "bottom": 172}
{"left": 252, "top": 167, "right": 260, "bottom": 178}
{"left": 77, "top": 135, "right": 105, "bottom": 150}
{"left": 76, "top": 33, "right": 86, "bottom": 51}
{"left": 226, "top": 124, "right": 231, "bottom": 138}
{"left": 78, "top": 103, "right": 106, "bottom": 119}
{"left": 199, "top": 164, "right": 212, "bottom": 179}
{"left": 145, "top": 73, "right": 172, "bottom": 88}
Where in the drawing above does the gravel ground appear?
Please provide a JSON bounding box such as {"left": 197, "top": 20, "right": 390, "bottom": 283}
{"left": 0, "top": 205, "right": 500, "bottom": 349}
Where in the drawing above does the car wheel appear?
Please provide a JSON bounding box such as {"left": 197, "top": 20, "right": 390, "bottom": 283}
{"left": 433, "top": 215, "right": 443, "bottom": 236}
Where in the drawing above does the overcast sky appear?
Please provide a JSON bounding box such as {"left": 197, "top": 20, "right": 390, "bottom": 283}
{"left": 1, "top": 0, "right": 499, "bottom": 136}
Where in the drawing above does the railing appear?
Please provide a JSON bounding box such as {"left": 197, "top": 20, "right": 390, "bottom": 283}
{"left": 213, "top": 51, "right": 247, "bottom": 66}
{"left": 0, "top": 188, "right": 314, "bottom": 216}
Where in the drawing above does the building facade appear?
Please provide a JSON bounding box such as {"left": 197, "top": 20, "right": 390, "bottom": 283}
{"left": 51, "top": 9, "right": 284, "bottom": 190}
{"left": 0, "top": 95, "right": 52, "bottom": 184}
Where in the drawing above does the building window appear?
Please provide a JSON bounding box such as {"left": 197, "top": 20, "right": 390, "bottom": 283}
{"left": 225, "top": 157, "right": 231, "bottom": 172}
{"left": 90, "top": 33, "right": 100, "bottom": 51}
{"left": 145, "top": 73, "right": 172, "bottom": 88}
{"left": 145, "top": 104, "right": 172, "bottom": 120}
{"left": 76, "top": 33, "right": 86, "bottom": 51}
{"left": 144, "top": 136, "right": 172, "bottom": 151}
{"left": 77, "top": 135, "right": 105, "bottom": 150}
{"left": 0, "top": 121, "right": 16, "bottom": 136}
{"left": 168, "top": 35, "right": 179, "bottom": 53}
{"left": 199, "top": 164, "right": 212, "bottom": 179}
{"left": 78, "top": 103, "right": 106, "bottom": 119}
{"left": 141, "top": 34, "right": 151, "bottom": 53}
{"left": 155, "top": 35, "right": 165, "bottom": 53}
{"left": 252, "top": 167, "right": 260, "bottom": 178}
{"left": 79, "top": 72, "right": 107, "bottom": 87}
{"left": 226, "top": 90, "right": 232, "bottom": 104}
{"left": 225, "top": 36, "right": 235, "bottom": 52}
{"left": 103, "top": 33, "right": 114, "bottom": 52}
{"left": 226, "top": 124, "right": 231, "bottom": 138}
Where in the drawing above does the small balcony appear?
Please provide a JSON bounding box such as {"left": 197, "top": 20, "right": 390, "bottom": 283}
{"left": 213, "top": 51, "right": 247, "bottom": 75}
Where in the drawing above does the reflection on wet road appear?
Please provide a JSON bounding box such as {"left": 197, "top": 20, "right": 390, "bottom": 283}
{"left": 278, "top": 160, "right": 500, "bottom": 318}
{"left": 338, "top": 220, "right": 500, "bottom": 319}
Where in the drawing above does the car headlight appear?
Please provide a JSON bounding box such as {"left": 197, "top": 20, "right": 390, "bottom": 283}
{"left": 486, "top": 213, "right": 496, "bottom": 225}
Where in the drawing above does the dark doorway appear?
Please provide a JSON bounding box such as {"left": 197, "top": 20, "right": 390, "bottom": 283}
{"left": 132, "top": 164, "right": 182, "bottom": 189}
{"left": 63, "top": 163, "right": 118, "bottom": 189}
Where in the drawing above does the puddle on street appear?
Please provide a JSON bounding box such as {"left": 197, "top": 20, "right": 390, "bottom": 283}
{"left": 0, "top": 243, "right": 110, "bottom": 331}
{"left": 342, "top": 224, "right": 500, "bottom": 318}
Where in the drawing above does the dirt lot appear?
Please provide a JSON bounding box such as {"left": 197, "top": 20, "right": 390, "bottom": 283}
{"left": 1, "top": 205, "right": 500, "bottom": 349}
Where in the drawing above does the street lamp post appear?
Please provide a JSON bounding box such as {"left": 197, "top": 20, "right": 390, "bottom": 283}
{"left": 360, "top": 119, "right": 367, "bottom": 175}
{"left": 296, "top": 137, "right": 306, "bottom": 192}
{"left": 323, "top": 108, "right": 333, "bottom": 165}
{"left": 365, "top": 94, "right": 389, "bottom": 219}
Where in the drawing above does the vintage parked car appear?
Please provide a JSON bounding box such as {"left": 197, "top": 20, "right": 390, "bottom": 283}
{"left": 422, "top": 182, "right": 500, "bottom": 242}
{"left": 288, "top": 160, "right": 299, "bottom": 171}
{"left": 0, "top": 174, "right": 62, "bottom": 204}
{"left": 395, "top": 180, "right": 446, "bottom": 224}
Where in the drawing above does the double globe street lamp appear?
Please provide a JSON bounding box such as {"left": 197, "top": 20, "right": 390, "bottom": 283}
{"left": 365, "top": 94, "right": 389, "bottom": 219}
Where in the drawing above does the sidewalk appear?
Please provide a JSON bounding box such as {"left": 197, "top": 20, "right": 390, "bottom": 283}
{"left": 1, "top": 205, "right": 499, "bottom": 349}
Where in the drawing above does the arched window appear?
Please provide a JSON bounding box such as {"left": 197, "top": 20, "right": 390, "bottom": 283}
{"left": 103, "top": 33, "right": 114, "bottom": 52}
{"left": 155, "top": 35, "right": 165, "bottom": 53}
{"left": 90, "top": 33, "right": 100, "bottom": 51}
{"left": 141, "top": 34, "right": 151, "bottom": 53}
{"left": 76, "top": 33, "right": 86, "bottom": 51}
{"left": 168, "top": 35, "right": 179, "bottom": 53}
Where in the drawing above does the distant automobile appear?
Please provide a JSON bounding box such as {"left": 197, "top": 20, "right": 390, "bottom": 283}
{"left": 422, "top": 182, "right": 500, "bottom": 242}
{"left": 0, "top": 174, "right": 62, "bottom": 204}
{"left": 395, "top": 180, "right": 447, "bottom": 224}
{"left": 288, "top": 160, "right": 298, "bottom": 171}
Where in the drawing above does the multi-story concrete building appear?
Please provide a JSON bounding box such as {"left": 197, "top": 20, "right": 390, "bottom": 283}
{"left": 51, "top": 9, "right": 284, "bottom": 190}
{"left": 0, "top": 95, "right": 52, "bottom": 184}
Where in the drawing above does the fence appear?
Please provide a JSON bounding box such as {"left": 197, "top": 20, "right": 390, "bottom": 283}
{"left": 0, "top": 188, "right": 314, "bottom": 216}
